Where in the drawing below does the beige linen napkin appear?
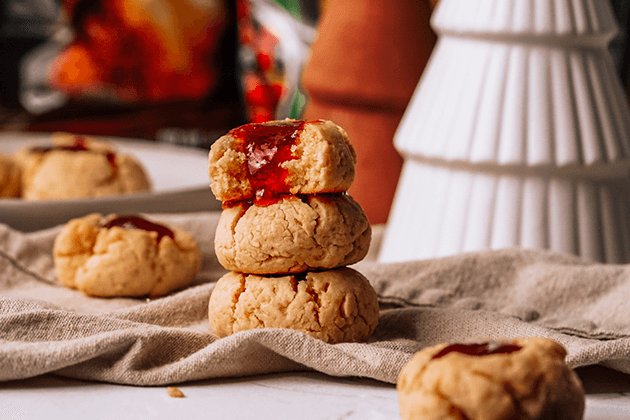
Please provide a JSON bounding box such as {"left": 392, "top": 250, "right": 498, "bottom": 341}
{"left": 2, "top": 212, "right": 630, "bottom": 385}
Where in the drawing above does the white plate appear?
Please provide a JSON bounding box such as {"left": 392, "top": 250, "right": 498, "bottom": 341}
{"left": 0, "top": 132, "right": 221, "bottom": 231}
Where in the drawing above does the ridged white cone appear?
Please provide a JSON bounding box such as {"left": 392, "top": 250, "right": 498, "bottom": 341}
{"left": 380, "top": 0, "right": 630, "bottom": 264}
{"left": 433, "top": 0, "right": 617, "bottom": 40}
{"left": 396, "top": 39, "right": 630, "bottom": 167}
{"left": 380, "top": 160, "right": 630, "bottom": 263}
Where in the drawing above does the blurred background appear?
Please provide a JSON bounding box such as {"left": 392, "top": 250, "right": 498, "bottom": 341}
{"left": 0, "top": 0, "right": 322, "bottom": 145}
{"left": 1, "top": 0, "right": 629, "bottom": 224}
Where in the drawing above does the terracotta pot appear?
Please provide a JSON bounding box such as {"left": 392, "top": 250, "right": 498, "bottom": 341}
{"left": 301, "top": 0, "right": 436, "bottom": 224}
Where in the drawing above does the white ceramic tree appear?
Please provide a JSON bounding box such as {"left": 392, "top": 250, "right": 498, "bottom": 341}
{"left": 379, "top": 0, "right": 630, "bottom": 264}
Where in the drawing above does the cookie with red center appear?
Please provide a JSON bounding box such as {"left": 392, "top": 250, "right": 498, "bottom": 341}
{"left": 53, "top": 213, "right": 200, "bottom": 297}
{"left": 14, "top": 132, "right": 151, "bottom": 200}
{"left": 208, "top": 119, "right": 356, "bottom": 205}
{"left": 397, "top": 338, "right": 585, "bottom": 420}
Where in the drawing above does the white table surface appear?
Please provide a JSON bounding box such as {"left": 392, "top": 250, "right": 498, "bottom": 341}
{"left": 2, "top": 366, "right": 630, "bottom": 419}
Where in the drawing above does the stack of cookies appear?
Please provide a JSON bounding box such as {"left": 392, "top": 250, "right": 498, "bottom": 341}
{"left": 207, "top": 119, "right": 379, "bottom": 344}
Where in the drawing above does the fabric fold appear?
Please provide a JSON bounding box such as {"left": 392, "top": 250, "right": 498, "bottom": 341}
{"left": 3, "top": 212, "right": 630, "bottom": 386}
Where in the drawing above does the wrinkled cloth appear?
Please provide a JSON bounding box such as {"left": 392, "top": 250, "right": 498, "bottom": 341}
{"left": 2, "top": 212, "right": 630, "bottom": 385}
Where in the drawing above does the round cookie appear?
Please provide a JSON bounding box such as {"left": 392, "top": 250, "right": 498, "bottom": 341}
{"left": 53, "top": 213, "right": 201, "bottom": 297}
{"left": 397, "top": 338, "right": 585, "bottom": 420}
{"left": 0, "top": 153, "right": 21, "bottom": 198}
{"left": 215, "top": 193, "right": 371, "bottom": 274}
{"left": 208, "top": 267, "right": 379, "bottom": 343}
{"left": 15, "top": 132, "right": 151, "bottom": 200}
{"left": 208, "top": 119, "right": 356, "bottom": 204}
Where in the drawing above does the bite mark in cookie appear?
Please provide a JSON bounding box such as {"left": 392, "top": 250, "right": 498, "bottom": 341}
{"left": 208, "top": 119, "right": 356, "bottom": 204}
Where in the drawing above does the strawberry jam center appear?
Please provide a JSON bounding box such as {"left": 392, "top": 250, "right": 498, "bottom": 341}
{"left": 432, "top": 342, "right": 522, "bottom": 359}
{"left": 103, "top": 215, "right": 174, "bottom": 242}
{"left": 228, "top": 120, "right": 310, "bottom": 206}
{"left": 222, "top": 192, "right": 342, "bottom": 210}
{"left": 31, "top": 135, "right": 116, "bottom": 167}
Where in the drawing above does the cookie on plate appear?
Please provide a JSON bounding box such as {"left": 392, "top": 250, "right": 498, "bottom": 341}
{"left": 208, "top": 267, "right": 379, "bottom": 344}
{"left": 0, "top": 153, "right": 21, "bottom": 198}
{"left": 14, "top": 132, "right": 151, "bottom": 200}
{"left": 208, "top": 119, "right": 356, "bottom": 204}
{"left": 53, "top": 213, "right": 201, "bottom": 297}
{"left": 215, "top": 193, "right": 371, "bottom": 274}
{"left": 397, "top": 338, "right": 585, "bottom": 420}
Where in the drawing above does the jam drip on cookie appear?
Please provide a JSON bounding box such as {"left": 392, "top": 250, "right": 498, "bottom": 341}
{"left": 103, "top": 215, "right": 174, "bottom": 242}
{"left": 30, "top": 135, "right": 117, "bottom": 167}
{"left": 222, "top": 192, "right": 344, "bottom": 210}
{"left": 229, "top": 120, "right": 316, "bottom": 206}
{"left": 432, "top": 341, "right": 522, "bottom": 359}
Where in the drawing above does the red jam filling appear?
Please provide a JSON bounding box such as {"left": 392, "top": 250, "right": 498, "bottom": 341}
{"left": 432, "top": 342, "right": 522, "bottom": 359}
{"left": 102, "top": 215, "right": 174, "bottom": 242}
{"left": 222, "top": 192, "right": 342, "bottom": 210}
{"left": 227, "top": 120, "right": 312, "bottom": 206}
{"left": 31, "top": 135, "right": 116, "bottom": 167}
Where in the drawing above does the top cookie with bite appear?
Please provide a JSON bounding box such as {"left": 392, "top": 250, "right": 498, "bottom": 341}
{"left": 208, "top": 119, "right": 357, "bottom": 204}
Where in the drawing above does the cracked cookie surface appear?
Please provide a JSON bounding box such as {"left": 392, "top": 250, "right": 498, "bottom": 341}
{"left": 0, "top": 153, "right": 20, "bottom": 197}
{"left": 208, "top": 119, "right": 356, "bottom": 203}
{"left": 397, "top": 337, "right": 585, "bottom": 420}
{"left": 15, "top": 133, "right": 151, "bottom": 200}
{"left": 215, "top": 194, "right": 371, "bottom": 274}
{"left": 53, "top": 213, "right": 201, "bottom": 297}
{"left": 207, "top": 267, "right": 379, "bottom": 343}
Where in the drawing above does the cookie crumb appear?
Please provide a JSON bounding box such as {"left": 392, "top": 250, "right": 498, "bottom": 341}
{"left": 167, "top": 386, "right": 185, "bottom": 398}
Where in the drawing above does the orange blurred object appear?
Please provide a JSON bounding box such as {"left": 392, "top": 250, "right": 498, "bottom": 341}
{"left": 50, "top": 44, "right": 102, "bottom": 95}
{"left": 49, "top": 0, "right": 227, "bottom": 103}
{"left": 236, "top": 0, "right": 288, "bottom": 123}
{"left": 301, "top": 0, "right": 437, "bottom": 224}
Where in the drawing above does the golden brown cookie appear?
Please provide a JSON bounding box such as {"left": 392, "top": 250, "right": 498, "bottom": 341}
{"left": 397, "top": 338, "right": 585, "bottom": 420}
{"left": 14, "top": 132, "right": 151, "bottom": 200}
{"left": 53, "top": 213, "right": 201, "bottom": 297}
{"left": 208, "top": 267, "right": 379, "bottom": 343}
{"left": 215, "top": 193, "right": 371, "bottom": 274}
{"left": 208, "top": 119, "right": 356, "bottom": 204}
{"left": 0, "top": 153, "right": 21, "bottom": 198}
